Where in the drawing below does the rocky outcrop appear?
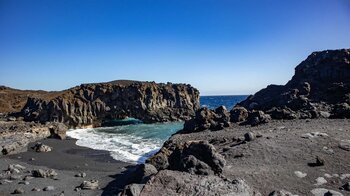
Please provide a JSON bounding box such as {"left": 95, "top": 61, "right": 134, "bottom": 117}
{"left": 238, "top": 49, "right": 350, "bottom": 120}
{"left": 19, "top": 80, "right": 199, "bottom": 128}
{"left": 146, "top": 140, "right": 225, "bottom": 175}
{"left": 0, "top": 121, "right": 67, "bottom": 156}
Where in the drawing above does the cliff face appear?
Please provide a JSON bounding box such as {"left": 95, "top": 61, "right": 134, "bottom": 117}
{"left": 238, "top": 49, "right": 350, "bottom": 119}
{"left": 20, "top": 80, "right": 200, "bottom": 128}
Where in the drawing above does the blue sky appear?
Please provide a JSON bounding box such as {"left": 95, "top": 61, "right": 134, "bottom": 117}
{"left": 0, "top": 0, "right": 349, "bottom": 95}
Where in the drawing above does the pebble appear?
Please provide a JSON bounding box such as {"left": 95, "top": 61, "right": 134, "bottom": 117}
{"left": 339, "top": 140, "right": 350, "bottom": 151}
{"left": 311, "top": 188, "right": 343, "bottom": 196}
{"left": 10, "top": 175, "right": 22, "bottom": 180}
{"left": 74, "top": 187, "right": 81, "bottom": 192}
{"left": 80, "top": 180, "right": 99, "bottom": 190}
{"left": 23, "top": 176, "right": 34, "bottom": 181}
{"left": 43, "top": 186, "right": 55, "bottom": 191}
{"left": 269, "top": 190, "right": 298, "bottom": 196}
{"left": 301, "top": 132, "right": 328, "bottom": 139}
{"left": 75, "top": 172, "right": 87, "bottom": 178}
{"left": 0, "top": 179, "right": 13, "bottom": 184}
{"left": 18, "top": 181, "right": 29, "bottom": 185}
{"left": 13, "top": 188, "right": 25, "bottom": 194}
{"left": 314, "top": 177, "right": 327, "bottom": 186}
{"left": 294, "top": 171, "right": 307, "bottom": 178}
{"left": 244, "top": 132, "right": 255, "bottom": 141}
{"left": 340, "top": 174, "right": 350, "bottom": 180}
{"left": 32, "top": 187, "right": 41, "bottom": 191}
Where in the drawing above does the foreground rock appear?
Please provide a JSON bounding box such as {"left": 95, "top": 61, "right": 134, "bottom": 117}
{"left": 16, "top": 80, "right": 199, "bottom": 128}
{"left": 0, "top": 121, "right": 67, "bottom": 156}
{"left": 139, "top": 170, "right": 261, "bottom": 196}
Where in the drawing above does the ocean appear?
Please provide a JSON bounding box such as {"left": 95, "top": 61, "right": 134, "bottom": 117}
{"left": 67, "top": 95, "right": 248, "bottom": 163}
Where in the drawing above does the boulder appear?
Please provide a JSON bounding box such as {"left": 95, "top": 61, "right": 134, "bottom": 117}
{"left": 48, "top": 123, "right": 67, "bottom": 140}
{"left": 246, "top": 111, "right": 271, "bottom": 126}
{"left": 230, "top": 106, "right": 249, "bottom": 122}
{"left": 32, "top": 142, "right": 52, "bottom": 152}
{"left": 32, "top": 169, "right": 57, "bottom": 178}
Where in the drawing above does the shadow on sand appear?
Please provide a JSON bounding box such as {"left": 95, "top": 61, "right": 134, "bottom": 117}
{"left": 102, "top": 165, "right": 140, "bottom": 196}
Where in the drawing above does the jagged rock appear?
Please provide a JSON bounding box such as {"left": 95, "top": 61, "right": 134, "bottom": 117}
{"left": 80, "top": 180, "right": 99, "bottom": 190}
{"left": 246, "top": 111, "right": 271, "bottom": 126}
{"left": 120, "top": 183, "right": 144, "bottom": 196}
{"left": 182, "top": 106, "right": 231, "bottom": 133}
{"left": 32, "top": 142, "right": 52, "bottom": 152}
{"left": 133, "top": 164, "right": 158, "bottom": 183}
{"left": 230, "top": 106, "right": 249, "bottom": 122}
{"left": 19, "top": 80, "right": 199, "bottom": 128}
{"left": 237, "top": 49, "right": 350, "bottom": 120}
{"left": 140, "top": 170, "right": 260, "bottom": 196}
{"left": 32, "top": 169, "right": 57, "bottom": 178}
{"left": 331, "top": 103, "right": 350, "bottom": 118}
{"left": 148, "top": 140, "right": 225, "bottom": 175}
{"left": 48, "top": 123, "right": 67, "bottom": 140}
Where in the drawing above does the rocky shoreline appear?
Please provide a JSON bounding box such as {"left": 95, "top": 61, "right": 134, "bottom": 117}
{"left": 0, "top": 48, "right": 350, "bottom": 195}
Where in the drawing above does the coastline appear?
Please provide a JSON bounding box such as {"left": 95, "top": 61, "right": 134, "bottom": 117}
{"left": 0, "top": 137, "right": 136, "bottom": 196}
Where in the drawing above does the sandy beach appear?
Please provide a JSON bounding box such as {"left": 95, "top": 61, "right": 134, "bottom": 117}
{"left": 0, "top": 137, "right": 135, "bottom": 196}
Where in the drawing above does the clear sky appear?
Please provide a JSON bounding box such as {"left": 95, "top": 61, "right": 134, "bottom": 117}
{"left": 0, "top": 0, "right": 349, "bottom": 95}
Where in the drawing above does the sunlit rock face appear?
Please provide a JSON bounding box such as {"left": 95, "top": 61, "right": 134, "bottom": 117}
{"left": 21, "top": 80, "right": 200, "bottom": 128}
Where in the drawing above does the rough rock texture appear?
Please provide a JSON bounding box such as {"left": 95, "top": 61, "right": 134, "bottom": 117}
{"left": 146, "top": 140, "right": 225, "bottom": 175}
{"left": 0, "top": 121, "right": 67, "bottom": 156}
{"left": 139, "top": 170, "right": 261, "bottom": 196}
{"left": 238, "top": 49, "right": 350, "bottom": 120}
{"left": 18, "top": 80, "right": 199, "bottom": 128}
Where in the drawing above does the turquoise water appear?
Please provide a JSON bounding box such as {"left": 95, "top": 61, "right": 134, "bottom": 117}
{"left": 67, "top": 95, "right": 248, "bottom": 163}
{"left": 67, "top": 122, "right": 183, "bottom": 163}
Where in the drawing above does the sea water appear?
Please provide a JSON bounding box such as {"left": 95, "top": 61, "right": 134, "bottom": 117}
{"left": 67, "top": 95, "right": 247, "bottom": 163}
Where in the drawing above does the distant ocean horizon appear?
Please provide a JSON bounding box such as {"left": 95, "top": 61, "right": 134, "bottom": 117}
{"left": 200, "top": 95, "right": 248, "bottom": 110}
{"left": 68, "top": 95, "right": 249, "bottom": 163}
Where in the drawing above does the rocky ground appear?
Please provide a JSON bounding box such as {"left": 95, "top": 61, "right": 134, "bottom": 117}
{"left": 131, "top": 119, "right": 350, "bottom": 196}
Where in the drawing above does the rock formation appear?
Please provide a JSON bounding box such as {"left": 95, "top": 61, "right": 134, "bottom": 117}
{"left": 9, "top": 80, "right": 200, "bottom": 128}
{"left": 238, "top": 49, "right": 350, "bottom": 120}
{"left": 181, "top": 49, "right": 350, "bottom": 133}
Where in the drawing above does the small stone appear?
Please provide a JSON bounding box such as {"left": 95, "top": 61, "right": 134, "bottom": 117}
{"left": 43, "top": 186, "right": 55, "bottom": 191}
{"left": 30, "top": 158, "right": 35, "bottom": 161}
{"left": 9, "top": 175, "right": 22, "bottom": 180}
{"left": 339, "top": 140, "right": 350, "bottom": 151}
{"left": 294, "top": 171, "right": 307, "bottom": 178}
{"left": 316, "top": 156, "right": 325, "bottom": 166}
{"left": 23, "top": 176, "right": 34, "bottom": 181}
{"left": 13, "top": 188, "right": 25, "bottom": 194}
{"left": 340, "top": 174, "right": 350, "bottom": 180}
{"left": 0, "top": 179, "right": 13, "bottom": 184}
{"left": 314, "top": 177, "right": 327, "bottom": 186}
{"left": 244, "top": 132, "right": 255, "bottom": 141}
{"left": 18, "top": 181, "right": 29, "bottom": 185}
{"left": 32, "top": 142, "right": 52, "bottom": 152}
{"left": 74, "top": 187, "right": 81, "bottom": 192}
{"left": 343, "top": 182, "right": 350, "bottom": 191}
{"left": 311, "top": 188, "right": 343, "bottom": 196}
{"left": 80, "top": 180, "right": 99, "bottom": 190}
{"left": 269, "top": 190, "right": 298, "bottom": 196}
{"left": 32, "top": 187, "right": 41, "bottom": 192}
{"left": 75, "top": 172, "right": 87, "bottom": 178}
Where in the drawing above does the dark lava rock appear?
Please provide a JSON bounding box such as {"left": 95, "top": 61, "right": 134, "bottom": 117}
{"left": 237, "top": 49, "right": 350, "bottom": 120}
{"left": 32, "top": 169, "right": 57, "bottom": 178}
{"left": 120, "top": 183, "right": 144, "bottom": 196}
{"left": 244, "top": 132, "right": 255, "bottom": 141}
{"left": 32, "top": 142, "right": 52, "bottom": 152}
{"left": 230, "top": 106, "right": 249, "bottom": 123}
{"left": 20, "top": 80, "right": 199, "bottom": 128}
{"left": 13, "top": 188, "right": 25, "bottom": 194}
{"left": 246, "top": 111, "right": 271, "bottom": 126}
{"left": 147, "top": 140, "right": 226, "bottom": 175}
{"left": 133, "top": 164, "right": 158, "bottom": 184}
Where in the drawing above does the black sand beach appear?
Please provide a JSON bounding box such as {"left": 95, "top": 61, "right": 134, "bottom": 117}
{"left": 0, "top": 137, "right": 135, "bottom": 196}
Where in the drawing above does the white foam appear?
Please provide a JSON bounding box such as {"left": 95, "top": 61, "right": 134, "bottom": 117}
{"left": 67, "top": 122, "right": 182, "bottom": 163}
